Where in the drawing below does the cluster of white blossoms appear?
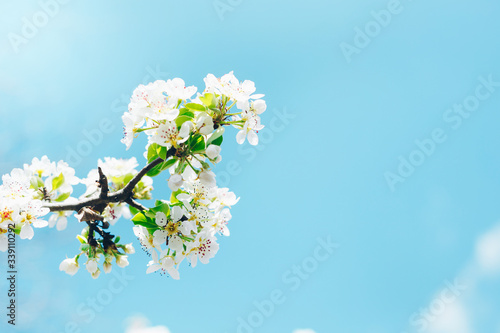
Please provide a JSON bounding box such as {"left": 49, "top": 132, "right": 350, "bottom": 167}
{"left": 122, "top": 71, "right": 266, "bottom": 150}
{"left": 59, "top": 227, "right": 136, "bottom": 279}
{"left": 0, "top": 156, "right": 80, "bottom": 251}
{"left": 133, "top": 177, "right": 239, "bottom": 279}
{"left": 203, "top": 71, "right": 266, "bottom": 145}
{"left": 2, "top": 72, "right": 265, "bottom": 280}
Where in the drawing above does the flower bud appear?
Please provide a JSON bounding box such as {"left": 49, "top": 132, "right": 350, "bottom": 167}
{"left": 124, "top": 243, "right": 135, "bottom": 254}
{"left": 91, "top": 269, "right": 101, "bottom": 279}
{"left": 199, "top": 170, "right": 216, "bottom": 188}
{"left": 86, "top": 258, "right": 98, "bottom": 274}
{"left": 168, "top": 174, "right": 183, "bottom": 191}
{"left": 103, "top": 261, "right": 112, "bottom": 274}
{"left": 206, "top": 145, "right": 221, "bottom": 160}
{"left": 116, "top": 255, "right": 129, "bottom": 268}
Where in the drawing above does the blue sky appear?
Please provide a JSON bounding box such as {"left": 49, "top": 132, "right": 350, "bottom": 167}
{"left": 1, "top": 0, "right": 500, "bottom": 332}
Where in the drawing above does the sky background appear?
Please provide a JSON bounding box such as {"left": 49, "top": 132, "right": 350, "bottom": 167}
{"left": 1, "top": 0, "right": 500, "bottom": 332}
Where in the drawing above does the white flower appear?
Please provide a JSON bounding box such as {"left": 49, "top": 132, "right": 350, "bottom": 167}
{"left": 203, "top": 71, "right": 264, "bottom": 109}
{"left": 116, "top": 255, "right": 129, "bottom": 268}
{"left": 235, "top": 111, "right": 264, "bottom": 146}
{"left": 168, "top": 174, "right": 183, "bottom": 191}
{"left": 2, "top": 168, "right": 32, "bottom": 200}
{"left": 59, "top": 257, "right": 79, "bottom": 276}
{"left": 205, "top": 145, "right": 221, "bottom": 160}
{"left": 195, "top": 112, "right": 214, "bottom": 135}
{"left": 212, "top": 188, "right": 240, "bottom": 211}
{"left": 150, "top": 121, "right": 191, "bottom": 149}
{"left": 98, "top": 157, "right": 139, "bottom": 178}
{"left": 121, "top": 112, "right": 144, "bottom": 150}
{"left": 146, "top": 250, "right": 180, "bottom": 280}
{"left": 133, "top": 225, "right": 157, "bottom": 252}
{"left": 48, "top": 211, "right": 72, "bottom": 231}
{"left": 103, "top": 203, "right": 131, "bottom": 226}
{"left": 17, "top": 200, "right": 50, "bottom": 240}
{"left": 24, "top": 156, "right": 56, "bottom": 178}
{"left": 165, "top": 78, "right": 197, "bottom": 102}
{"left": 186, "top": 232, "right": 219, "bottom": 267}
{"left": 252, "top": 99, "right": 267, "bottom": 114}
{"left": 129, "top": 80, "right": 179, "bottom": 122}
{"left": 213, "top": 208, "right": 232, "bottom": 236}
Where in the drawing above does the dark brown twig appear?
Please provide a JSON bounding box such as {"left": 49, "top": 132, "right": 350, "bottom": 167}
{"left": 43, "top": 147, "right": 176, "bottom": 213}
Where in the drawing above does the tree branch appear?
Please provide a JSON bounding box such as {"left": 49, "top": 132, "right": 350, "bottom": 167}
{"left": 43, "top": 148, "right": 176, "bottom": 213}
{"left": 125, "top": 198, "right": 147, "bottom": 211}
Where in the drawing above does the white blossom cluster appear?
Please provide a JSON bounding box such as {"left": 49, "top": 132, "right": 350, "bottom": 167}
{"left": 122, "top": 71, "right": 267, "bottom": 150}
{"left": 134, "top": 178, "right": 239, "bottom": 279}
{"left": 203, "top": 71, "right": 267, "bottom": 145}
{"left": 0, "top": 156, "right": 79, "bottom": 250}
{"left": 60, "top": 227, "right": 136, "bottom": 279}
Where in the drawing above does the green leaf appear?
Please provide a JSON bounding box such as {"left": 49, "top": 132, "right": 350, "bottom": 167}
{"left": 175, "top": 115, "right": 193, "bottom": 128}
{"left": 131, "top": 211, "right": 158, "bottom": 229}
{"left": 123, "top": 173, "right": 134, "bottom": 185}
{"left": 76, "top": 235, "right": 87, "bottom": 244}
{"left": 150, "top": 202, "right": 170, "bottom": 216}
{"left": 114, "top": 236, "right": 121, "bottom": 244}
{"left": 170, "top": 189, "right": 183, "bottom": 204}
{"left": 211, "top": 135, "right": 223, "bottom": 147}
{"left": 55, "top": 192, "right": 71, "bottom": 202}
{"left": 51, "top": 173, "right": 65, "bottom": 191}
{"left": 189, "top": 134, "right": 206, "bottom": 153}
{"left": 144, "top": 210, "right": 156, "bottom": 219}
{"left": 129, "top": 205, "right": 140, "bottom": 217}
{"left": 146, "top": 162, "right": 164, "bottom": 177}
{"left": 178, "top": 108, "right": 194, "bottom": 118}
{"left": 80, "top": 244, "right": 90, "bottom": 252}
{"left": 185, "top": 103, "right": 207, "bottom": 112}
{"left": 207, "top": 127, "right": 225, "bottom": 145}
{"left": 161, "top": 158, "right": 177, "bottom": 171}
{"left": 159, "top": 146, "right": 168, "bottom": 160}
{"left": 199, "top": 93, "right": 216, "bottom": 108}
{"left": 147, "top": 143, "right": 161, "bottom": 163}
